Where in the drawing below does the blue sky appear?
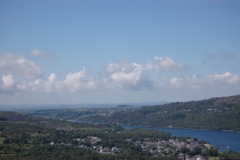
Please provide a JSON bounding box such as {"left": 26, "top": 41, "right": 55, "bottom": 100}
{"left": 0, "top": 0, "right": 240, "bottom": 105}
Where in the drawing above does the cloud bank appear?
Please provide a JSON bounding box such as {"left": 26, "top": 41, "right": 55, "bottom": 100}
{"left": 0, "top": 53, "right": 43, "bottom": 79}
{"left": 169, "top": 72, "right": 240, "bottom": 89}
{"left": 0, "top": 53, "right": 239, "bottom": 95}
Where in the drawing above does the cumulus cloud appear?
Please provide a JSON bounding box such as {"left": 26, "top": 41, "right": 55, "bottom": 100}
{"left": 44, "top": 73, "right": 63, "bottom": 93}
{"left": 0, "top": 53, "right": 43, "bottom": 79}
{"left": 0, "top": 74, "right": 43, "bottom": 94}
{"left": 169, "top": 72, "right": 240, "bottom": 89}
{"left": 104, "top": 61, "right": 153, "bottom": 91}
{"left": 26, "top": 69, "right": 97, "bottom": 93}
{"left": 2, "top": 75, "right": 15, "bottom": 88}
{"left": 0, "top": 54, "right": 188, "bottom": 94}
{"left": 0, "top": 53, "right": 239, "bottom": 97}
{"left": 65, "top": 69, "right": 96, "bottom": 92}
{"left": 30, "top": 49, "right": 52, "bottom": 59}
{"left": 169, "top": 77, "right": 183, "bottom": 88}
{"left": 0, "top": 74, "right": 19, "bottom": 94}
{"left": 146, "top": 56, "right": 185, "bottom": 71}
{"left": 206, "top": 72, "right": 240, "bottom": 85}
{"left": 0, "top": 67, "right": 99, "bottom": 94}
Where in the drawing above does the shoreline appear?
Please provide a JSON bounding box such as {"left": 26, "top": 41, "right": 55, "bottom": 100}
{"left": 69, "top": 119, "right": 240, "bottom": 133}
{"left": 68, "top": 120, "right": 240, "bottom": 152}
{"left": 122, "top": 124, "right": 240, "bottom": 134}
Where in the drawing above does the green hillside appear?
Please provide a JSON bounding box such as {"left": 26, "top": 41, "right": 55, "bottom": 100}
{"left": 76, "top": 95, "right": 240, "bottom": 131}
{"left": 29, "top": 95, "right": 240, "bottom": 131}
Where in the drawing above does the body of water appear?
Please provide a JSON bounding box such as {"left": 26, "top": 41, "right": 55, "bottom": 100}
{"left": 68, "top": 120, "right": 240, "bottom": 152}
{"left": 123, "top": 125, "right": 240, "bottom": 152}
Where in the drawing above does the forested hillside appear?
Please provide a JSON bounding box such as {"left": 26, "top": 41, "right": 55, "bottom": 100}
{"left": 97, "top": 95, "right": 240, "bottom": 131}
{"left": 33, "top": 95, "right": 240, "bottom": 131}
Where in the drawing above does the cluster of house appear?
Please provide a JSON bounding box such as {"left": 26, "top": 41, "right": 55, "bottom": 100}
{"left": 71, "top": 136, "right": 122, "bottom": 154}
{"left": 131, "top": 138, "right": 211, "bottom": 160}
{"left": 54, "top": 136, "right": 213, "bottom": 160}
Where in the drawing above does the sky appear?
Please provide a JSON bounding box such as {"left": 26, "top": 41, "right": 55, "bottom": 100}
{"left": 0, "top": 0, "right": 240, "bottom": 105}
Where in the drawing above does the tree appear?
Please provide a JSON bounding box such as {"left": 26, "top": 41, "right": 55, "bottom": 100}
{"left": 193, "top": 147, "right": 202, "bottom": 155}
{"left": 3, "top": 138, "right": 10, "bottom": 144}
{"left": 180, "top": 147, "right": 190, "bottom": 154}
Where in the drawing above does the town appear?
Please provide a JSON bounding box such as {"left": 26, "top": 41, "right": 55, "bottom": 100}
{"left": 56, "top": 134, "right": 217, "bottom": 160}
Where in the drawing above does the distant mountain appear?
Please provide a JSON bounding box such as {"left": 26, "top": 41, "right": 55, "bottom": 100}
{"left": 28, "top": 95, "right": 240, "bottom": 131}
{"left": 75, "top": 95, "right": 240, "bottom": 131}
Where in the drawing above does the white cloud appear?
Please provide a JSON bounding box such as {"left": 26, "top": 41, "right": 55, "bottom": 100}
{"left": 169, "top": 72, "right": 240, "bottom": 89}
{"left": 169, "top": 77, "right": 183, "bottom": 88}
{"left": 5, "top": 70, "right": 237, "bottom": 95}
{"left": 0, "top": 55, "right": 187, "bottom": 94}
{"left": 108, "top": 62, "right": 143, "bottom": 84}
{"left": 0, "top": 52, "right": 239, "bottom": 99}
{"left": 206, "top": 72, "right": 240, "bottom": 85}
{"left": 44, "top": 73, "right": 63, "bottom": 93}
{"left": 0, "top": 74, "right": 43, "bottom": 94}
{"left": 2, "top": 74, "right": 15, "bottom": 88}
{"left": 30, "top": 49, "right": 52, "bottom": 59}
{"left": 48, "top": 73, "right": 57, "bottom": 82}
{"left": 0, "top": 74, "right": 16, "bottom": 94}
{"left": 28, "top": 69, "right": 97, "bottom": 93}
{"left": 104, "top": 61, "right": 153, "bottom": 91}
{"left": 0, "top": 53, "right": 43, "bottom": 79}
{"left": 146, "top": 56, "right": 185, "bottom": 71}
{"left": 65, "top": 69, "right": 96, "bottom": 92}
